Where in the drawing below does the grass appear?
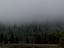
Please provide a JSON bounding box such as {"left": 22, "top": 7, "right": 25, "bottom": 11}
{"left": 0, "top": 44, "right": 62, "bottom": 48}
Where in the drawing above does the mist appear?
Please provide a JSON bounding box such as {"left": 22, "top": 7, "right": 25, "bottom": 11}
{"left": 0, "top": 0, "right": 64, "bottom": 24}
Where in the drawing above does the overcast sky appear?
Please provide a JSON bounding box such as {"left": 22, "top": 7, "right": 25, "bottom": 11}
{"left": 0, "top": 0, "right": 64, "bottom": 24}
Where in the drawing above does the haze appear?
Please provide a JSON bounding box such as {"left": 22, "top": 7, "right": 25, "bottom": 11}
{"left": 0, "top": 0, "right": 64, "bottom": 24}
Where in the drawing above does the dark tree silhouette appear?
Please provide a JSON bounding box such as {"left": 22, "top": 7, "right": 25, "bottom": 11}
{"left": 9, "top": 32, "right": 15, "bottom": 44}
{"left": 4, "top": 35, "right": 8, "bottom": 44}
{"left": 14, "top": 36, "right": 19, "bottom": 44}
{"left": 0, "top": 33, "right": 4, "bottom": 43}
{"left": 26, "top": 37, "right": 29, "bottom": 44}
{"left": 35, "top": 35, "right": 41, "bottom": 44}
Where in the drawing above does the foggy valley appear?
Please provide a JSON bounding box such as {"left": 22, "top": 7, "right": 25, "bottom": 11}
{"left": 0, "top": 0, "right": 64, "bottom": 48}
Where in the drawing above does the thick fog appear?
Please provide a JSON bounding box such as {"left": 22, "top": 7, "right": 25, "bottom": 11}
{"left": 0, "top": 0, "right": 64, "bottom": 24}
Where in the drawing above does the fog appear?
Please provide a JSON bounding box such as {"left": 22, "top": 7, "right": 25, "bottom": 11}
{"left": 0, "top": 0, "right": 64, "bottom": 24}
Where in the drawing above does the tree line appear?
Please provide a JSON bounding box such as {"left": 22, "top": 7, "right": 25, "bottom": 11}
{"left": 0, "top": 23, "right": 64, "bottom": 44}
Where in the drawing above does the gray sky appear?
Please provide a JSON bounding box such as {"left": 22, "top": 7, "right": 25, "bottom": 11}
{"left": 0, "top": 0, "right": 64, "bottom": 24}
